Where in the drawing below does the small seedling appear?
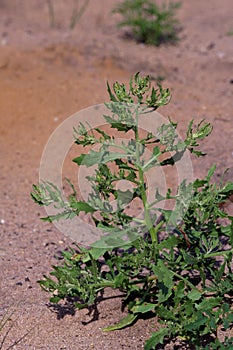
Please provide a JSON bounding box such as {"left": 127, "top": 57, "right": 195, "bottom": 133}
{"left": 113, "top": 0, "right": 181, "bottom": 46}
{"left": 32, "top": 73, "right": 233, "bottom": 349}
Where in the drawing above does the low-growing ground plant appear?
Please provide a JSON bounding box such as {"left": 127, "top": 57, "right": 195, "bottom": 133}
{"left": 32, "top": 73, "right": 233, "bottom": 349}
{"left": 113, "top": 0, "right": 181, "bottom": 46}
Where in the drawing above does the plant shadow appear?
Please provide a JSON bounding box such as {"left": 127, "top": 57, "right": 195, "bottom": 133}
{"left": 47, "top": 290, "right": 125, "bottom": 324}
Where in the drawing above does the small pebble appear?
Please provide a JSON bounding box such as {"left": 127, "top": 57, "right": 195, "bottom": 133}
{"left": 16, "top": 282, "right": 23, "bottom": 286}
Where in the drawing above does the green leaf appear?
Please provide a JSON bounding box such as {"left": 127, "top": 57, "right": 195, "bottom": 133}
{"left": 72, "top": 153, "right": 86, "bottom": 165}
{"left": 184, "top": 313, "right": 208, "bottom": 332}
{"left": 206, "top": 165, "right": 216, "bottom": 182}
{"left": 195, "top": 297, "right": 222, "bottom": 311}
{"left": 157, "top": 235, "right": 180, "bottom": 250}
{"left": 131, "top": 302, "right": 156, "bottom": 314}
{"left": 73, "top": 150, "right": 129, "bottom": 167}
{"left": 220, "top": 182, "right": 233, "bottom": 196}
{"left": 104, "top": 115, "right": 135, "bottom": 132}
{"left": 116, "top": 189, "right": 134, "bottom": 206}
{"left": 107, "top": 81, "right": 118, "bottom": 102}
{"left": 94, "top": 128, "right": 111, "bottom": 140}
{"left": 70, "top": 200, "right": 95, "bottom": 213}
{"left": 49, "top": 296, "right": 61, "bottom": 303}
{"left": 41, "top": 210, "right": 76, "bottom": 222}
{"left": 144, "top": 328, "right": 170, "bottom": 350}
{"left": 73, "top": 150, "right": 103, "bottom": 166}
{"left": 114, "top": 273, "right": 129, "bottom": 288}
{"left": 142, "top": 146, "right": 161, "bottom": 171}
{"left": 89, "top": 247, "right": 108, "bottom": 260}
{"left": 91, "top": 228, "right": 139, "bottom": 249}
{"left": 103, "top": 313, "right": 138, "bottom": 331}
{"left": 152, "top": 260, "right": 174, "bottom": 303}
{"left": 31, "top": 182, "right": 65, "bottom": 207}
{"left": 154, "top": 304, "right": 177, "bottom": 321}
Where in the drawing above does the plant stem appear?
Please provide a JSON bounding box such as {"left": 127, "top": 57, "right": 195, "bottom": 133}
{"left": 203, "top": 248, "right": 233, "bottom": 259}
{"left": 134, "top": 107, "right": 158, "bottom": 245}
{"left": 70, "top": 0, "right": 90, "bottom": 30}
{"left": 46, "top": 0, "right": 55, "bottom": 28}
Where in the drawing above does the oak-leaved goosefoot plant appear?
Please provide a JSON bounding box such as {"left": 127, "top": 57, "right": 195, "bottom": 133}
{"left": 31, "top": 73, "right": 233, "bottom": 349}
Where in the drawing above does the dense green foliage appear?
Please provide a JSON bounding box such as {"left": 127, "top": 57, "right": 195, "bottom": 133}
{"left": 114, "top": 0, "right": 180, "bottom": 46}
{"left": 32, "top": 73, "right": 233, "bottom": 349}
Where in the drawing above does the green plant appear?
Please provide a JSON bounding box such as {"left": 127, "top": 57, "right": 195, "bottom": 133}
{"left": 32, "top": 73, "right": 233, "bottom": 349}
{"left": 113, "top": 0, "right": 181, "bottom": 46}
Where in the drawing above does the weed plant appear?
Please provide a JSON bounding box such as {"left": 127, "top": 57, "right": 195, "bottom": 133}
{"left": 114, "top": 0, "right": 181, "bottom": 46}
{"left": 32, "top": 73, "right": 233, "bottom": 349}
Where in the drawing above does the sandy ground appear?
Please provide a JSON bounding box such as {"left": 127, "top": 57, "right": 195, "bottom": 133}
{"left": 0, "top": 1, "right": 233, "bottom": 349}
